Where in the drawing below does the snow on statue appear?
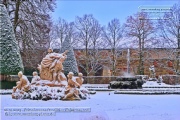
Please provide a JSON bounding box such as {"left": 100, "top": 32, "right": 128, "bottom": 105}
{"left": 12, "top": 71, "right": 30, "bottom": 93}
{"left": 12, "top": 48, "right": 90, "bottom": 100}
{"left": 149, "top": 65, "right": 156, "bottom": 79}
{"left": 38, "top": 48, "right": 68, "bottom": 83}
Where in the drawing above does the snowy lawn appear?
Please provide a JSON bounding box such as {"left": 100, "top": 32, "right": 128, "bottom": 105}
{"left": 1, "top": 91, "right": 180, "bottom": 120}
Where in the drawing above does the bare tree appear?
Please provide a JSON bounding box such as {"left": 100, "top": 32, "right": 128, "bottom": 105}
{"left": 75, "top": 14, "right": 103, "bottom": 76}
{"left": 1, "top": 0, "right": 55, "bottom": 71}
{"left": 124, "top": 12, "right": 154, "bottom": 75}
{"left": 55, "top": 18, "right": 68, "bottom": 49}
{"left": 158, "top": 3, "right": 180, "bottom": 75}
{"left": 88, "top": 19, "right": 104, "bottom": 76}
{"left": 103, "top": 18, "right": 124, "bottom": 76}
{"left": 67, "top": 22, "right": 80, "bottom": 48}
{"left": 50, "top": 20, "right": 80, "bottom": 50}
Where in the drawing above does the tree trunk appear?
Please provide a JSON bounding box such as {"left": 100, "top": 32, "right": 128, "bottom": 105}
{"left": 14, "top": 0, "right": 21, "bottom": 33}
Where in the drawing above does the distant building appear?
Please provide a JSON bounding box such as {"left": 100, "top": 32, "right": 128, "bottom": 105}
{"left": 74, "top": 48, "right": 179, "bottom": 77}
{"left": 20, "top": 48, "right": 180, "bottom": 77}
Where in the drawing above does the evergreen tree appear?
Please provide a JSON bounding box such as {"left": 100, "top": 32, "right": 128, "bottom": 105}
{"left": 0, "top": 4, "right": 24, "bottom": 75}
{"left": 60, "top": 36, "right": 79, "bottom": 76}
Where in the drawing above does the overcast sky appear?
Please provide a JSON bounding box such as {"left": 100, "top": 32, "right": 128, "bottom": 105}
{"left": 51, "top": 0, "right": 178, "bottom": 25}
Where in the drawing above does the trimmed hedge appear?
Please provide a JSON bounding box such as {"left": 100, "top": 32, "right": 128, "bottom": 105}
{"left": 24, "top": 67, "right": 38, "bottom": 75}
{"left": 0, "top": 81, "right": 16, "bottom": 89}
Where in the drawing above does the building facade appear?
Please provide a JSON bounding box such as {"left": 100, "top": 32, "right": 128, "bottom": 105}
{"left": 20, "top": 48, "right": 180, "bottom": 77}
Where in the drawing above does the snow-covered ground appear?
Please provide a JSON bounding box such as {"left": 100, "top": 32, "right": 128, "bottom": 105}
{"left": 1, "top": 92, "right": 180, "bottom": 120}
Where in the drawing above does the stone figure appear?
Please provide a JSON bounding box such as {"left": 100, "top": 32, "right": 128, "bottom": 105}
{"left": 32, "top": 71, "right": 67, "bottom": 87}
{"left": 37, "top": 48, "right": 68, "bottom": 81}
{"left": 13, "top": 71, "right": 30, "bottom": 93}
{"left": 57, "top": 71, "right": 67, "bottom": 86}
{"left": 51, "top": 55, "right": 67, "bottom": 84}
{"left": 31, "top": 71, "right": 41, "bottom": 85}
{"left": 74, "top": 73, "right": 90, "bottom": 99}
{"left": 75, "top": 73, "right": 84, "bottom": 86}
{"left": 149, "top": 65, "right": 156, "bottom": 78}
{"left": 158, "top": 75, "right": 163, "bottom": 83}
{"left": 63, "top": 72, "right": 80, "bottom": 100}
{"left": 11, "top": 48, "right": 91, "bottom": 100}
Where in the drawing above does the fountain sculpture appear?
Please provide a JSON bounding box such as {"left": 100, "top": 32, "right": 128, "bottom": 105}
{"left": 12, "top": 48, "right": 89, "bottom": 100}
{"left": 109, "top": 49, "right": 145, "bottom": 89}
{"left": 142, "top": 65, "right": 180, "bottom": 92}
{"left": 148, "top": 65, "right": 157, "bottom": 81}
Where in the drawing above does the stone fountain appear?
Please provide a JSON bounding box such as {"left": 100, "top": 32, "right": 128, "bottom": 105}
{"left": 11, "top": 48, "right": 90, "bottom": 101}
{"left": 109, "top": 49, "right": 145, "bottom": 89}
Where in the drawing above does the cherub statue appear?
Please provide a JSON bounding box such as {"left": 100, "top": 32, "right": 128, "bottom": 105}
{"left": 62, "top": 72, "right": 80, "bottom": 100}
{"left": 75, "top": 73, "right": 84, "bottom": 86}
{"left": 149, "top": 65, "right": 156, "bottom": 78}
{"left": 57, "top": 71, "right": 67, "bottom": 86}
{"left": 31, "top": 71, "right": 41, "bottom": 85}
{"left": 158, "top": 75, "right": 163, "bottom": 83}
{"left": 74, "top": 73, "right": 89, "bottom": 99}
{"left": 13, "top": 71, "right": 30, "bottom": 93}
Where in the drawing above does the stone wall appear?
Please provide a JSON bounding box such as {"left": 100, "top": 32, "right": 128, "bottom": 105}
{"left": 83, "top": 75, "right": 180, "bottom": 84}
{"left": 83, "top": 76, "right": 117, "bottom": 84}
{"left": 1, "top": 75, "right": 180, "bottom": 85}
{"left": 162, "top": 75, "right": 180, "bottom": 85}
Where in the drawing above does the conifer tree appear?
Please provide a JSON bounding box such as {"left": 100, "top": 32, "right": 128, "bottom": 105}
{"left": 60, "top": 36, "right": 79, "bottom": 76}
{"left": 0, "top": 4, "right": 24, "bottom": 75}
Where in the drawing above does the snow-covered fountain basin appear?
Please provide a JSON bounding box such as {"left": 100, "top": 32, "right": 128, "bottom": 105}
{"left": 112, "top": 75, "right": 180, "bottom": 94}
{"left": 109, "top": 76, "right": 144, "bottom": 89}
{"left": 142, "top": 80, "right": 180, "bottom": 91}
